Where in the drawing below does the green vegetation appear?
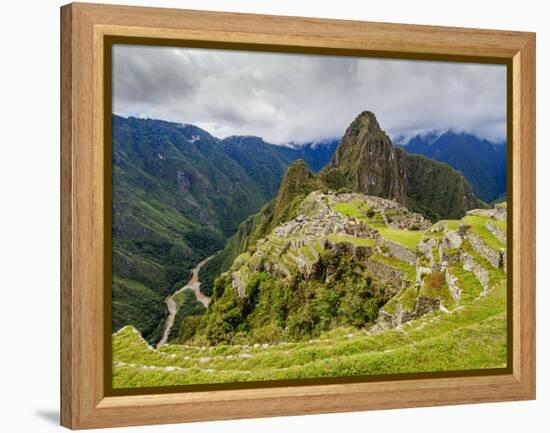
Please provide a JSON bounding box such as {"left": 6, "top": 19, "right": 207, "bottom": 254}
{"left": 492, "top": 218, "right": 506, "bottom": 231}
{"left": 113, "top": 275, "right": 506, "bottom": 387}
{"left": 405, "top": 154, "right": 480, "bottom": 221}
{"left": 370, "top": 253, "right": 416, "bottom": 282}
{"left": 448, "top": 263, "right": 484, "bottom": 303}
{"left": 403, "top": 130, "right": 507, "bottom": 203}
{"left": 332, "top": 200, "right": 369, "bottom": 219}
{"left": 169, "top": 290, "right": 206, "bottom": 341}
{"left": 111, "top": 111, "right": 508, "bottom": 389}
{"left": 327, "top": 234, "right": 376, "bottom": 247}
{"left": 462, "top": 214, "right": 506, "bottom": 251}
{"left": 444, "top": 220, "right": 461, "bottom": 231}
{"left": 185, "top": 247, "right": 392, "bottom": 346}
{"left": 419, "top": 272, "right": 456, "bottom": 309}
{"left": 377, "top": 227, "right": 424, "bottom": 249}
{"left": 112, "top": 117, "right": 337, "bottom": 342}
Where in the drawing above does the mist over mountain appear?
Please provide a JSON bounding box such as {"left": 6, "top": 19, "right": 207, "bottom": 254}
{"left": 399, "top": 131, "right": 506, "bottom": 203}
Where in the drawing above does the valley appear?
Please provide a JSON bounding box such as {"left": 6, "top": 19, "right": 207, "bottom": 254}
{"left": 156, "top": 253, "right": 217, "bottom": 348}
{"left": 111, "top": 110, "right": 508, "bottom": 388}
{"left": 113, "top": 191, "right": 507, "bottom": 387}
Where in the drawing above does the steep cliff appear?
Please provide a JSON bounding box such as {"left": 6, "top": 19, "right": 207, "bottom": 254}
{"left": 320, "top": 112, "right": 407, "bottom": 204}
{"left": 319, "top": 111, "right": 479, "bottom": 221}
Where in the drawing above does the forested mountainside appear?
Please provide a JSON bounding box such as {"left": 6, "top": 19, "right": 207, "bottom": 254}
{"left": 111, "top": 115, "right": 337, "bottom": 342}
{"left": 399, "top": 130, "right": 506, "bottom": 203}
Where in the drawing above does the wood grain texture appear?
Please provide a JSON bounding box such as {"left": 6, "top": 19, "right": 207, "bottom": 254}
{"left": 60, "top": 2, "right": 536, "bottom": 429}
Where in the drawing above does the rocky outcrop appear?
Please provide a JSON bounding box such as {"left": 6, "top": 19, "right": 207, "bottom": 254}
{"left": 321, "top": 112, "right": 407, "bottom": 204}
{"left": 443, "top": 231, "right": 462, "bottom": 249}
{"left": 417, "top": 238, "right": 438, "bottom": 267}
{"left": 495, "top": 204, "right": 507, "bottom": 221}
{"left": 415, "top": 266, "right": 432, "bottom": 286}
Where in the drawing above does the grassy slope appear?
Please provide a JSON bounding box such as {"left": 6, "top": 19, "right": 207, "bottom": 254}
{"left": 112, "top": 276, "right": 506, "bottom": 387}
{"left": 112, "top": 199, "right": 508, "bottom": 388}
{"left": 462, "top": 214, "right": 506, "bottom": 251}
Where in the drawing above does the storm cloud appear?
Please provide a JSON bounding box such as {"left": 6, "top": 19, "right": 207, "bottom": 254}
{"left": 113, "top": 44, "right": 507, "bottom": 144}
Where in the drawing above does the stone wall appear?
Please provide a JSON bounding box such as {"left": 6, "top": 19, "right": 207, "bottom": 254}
{"left": 231, "top": 272, "right": 246, "bottom": 298}
{"left": 495, "top": 204, "right": 507, "bottom": 221}
{"left": 394, "top": 302, "right": 416, "bottom": 327}
{"left": 417, "top": 238, "right": 438, "bottom": 266}
{"left": 445, "top": 268, "right": 461, "bottom": 302}
{"left": 415, "top": 263, "right": 432, "bottom": 286}
{"left": 376, "top": 299, "right": 416, "bottom": 328}
{"left": 461, "top": 252, "right": 489, "bottom": 294}
{"left": 466, "top": 233, "right": 501, "bottom": 268}
{"left": 366, "top": 259, "right": 406, "bottom": 286}
{"left": 416, "top": 296, "right": 440, "bottom": 316}
{"left": 382, "top": 239, "right": 417, "bottom": 265}
{"left": 486, "top": 220, "right": 507, "bottom": 244}
{"left": 443, "top": 231, "right": 462, "bottom": 249}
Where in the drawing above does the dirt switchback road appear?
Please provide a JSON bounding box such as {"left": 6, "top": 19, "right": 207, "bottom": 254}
{"left": 156, "top": 254, "right": 217, "bottom": 348}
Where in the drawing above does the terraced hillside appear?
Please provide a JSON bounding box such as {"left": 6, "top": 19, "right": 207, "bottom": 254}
{"left": 112, "top": 192, "right": 507, "bottom": 388}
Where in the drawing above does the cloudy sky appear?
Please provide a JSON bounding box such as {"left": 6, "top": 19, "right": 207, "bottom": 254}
{"left": 113, "top": 44, "right": 507, "bottom": 145}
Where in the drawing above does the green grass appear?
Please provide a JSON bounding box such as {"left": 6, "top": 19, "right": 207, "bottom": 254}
{"left": 491, "top": 218, "right": 507, "bottom": 231}
{"left": 331, "top": 200, "right": 385, "bottom": 228}
{"left": 327, "top": 234, "right": 376, "bottom": 247}
{"left": 370, "top": 253, "right": 416, "bottom": 282}
{"left": 112, "top": 275, "right": 507, "bottom": 387}
{"left": 332, "top": 201, "right": 368, "bottom": 219}
{"left": 419, "top": 272, "right": 456, "bottom": 309}
{"left": 443, "top": 220, "right": 461, "bottom": 231}
{"left": 462, "top": 215, "right": 505, "bottom": 252}
{"left": 377, "top": 227, "right": 424, "bottom": 249}
{"left": 380, "top": 287, "right": 406, "bottom": 315}
{"left": 331, "top": 197, "right": 426, "bottom": 252}
{"left": 448, "top": 263, "right": 484, "bottom": 304}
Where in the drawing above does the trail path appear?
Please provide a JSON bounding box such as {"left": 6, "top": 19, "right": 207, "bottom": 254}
{"left": 156, "top": 253, "right": 217, "bottom": 348}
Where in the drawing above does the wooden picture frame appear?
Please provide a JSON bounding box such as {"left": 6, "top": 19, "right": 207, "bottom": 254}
{"left": 60, "top": 2, "right": 536, "bottom": 429}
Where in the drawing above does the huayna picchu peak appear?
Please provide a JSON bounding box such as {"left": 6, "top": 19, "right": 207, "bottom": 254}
{"left": 320, "top": 111, "right": 479, "bottom": 221}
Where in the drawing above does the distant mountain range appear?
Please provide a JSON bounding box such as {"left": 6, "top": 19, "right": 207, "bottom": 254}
{"left": 398, "top": 131, "right": 507, "bottom": 203}
{"left": 111, "top": 115, "right": 337, "bottom": 341}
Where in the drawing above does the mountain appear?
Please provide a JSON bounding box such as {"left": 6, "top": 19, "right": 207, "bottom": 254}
{"left": 111, "top": 115, "right": 337, "bottom": 342}
{"left": 319, "top": 112, "right": 479, "bottom": 221}
{"left": 400, "top": 130, "right": 506, "bottom": 203}
{"left": 218, "top": 136, "right": 337, "bottom": 197}
{"left": 199, "top": 113, "right": 481, "bottom": 297}
{"left": 179, "top": 186, "right": 507, "bottom": 346}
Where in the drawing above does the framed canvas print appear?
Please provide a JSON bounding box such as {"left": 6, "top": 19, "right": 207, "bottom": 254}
{"left": 60, "top": 2, "right": 536, "bottom": 429}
